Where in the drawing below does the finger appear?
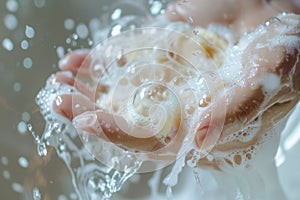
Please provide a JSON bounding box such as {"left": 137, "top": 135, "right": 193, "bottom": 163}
{"left": 195, "top": 14, "right": 300, "bottom": 151}
{"left": 53, "top": 93, "right": 97, "bottom": 120}
{"left": 58, "top": 49, "right": 91, "bottom": 77}
{"left": 72, "top": 110, "right": 165, "bottom": 152}
{"left": 49, "top": 71, "right": 102, "bottom": 101}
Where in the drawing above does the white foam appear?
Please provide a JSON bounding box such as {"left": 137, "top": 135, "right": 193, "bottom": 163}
{"left": 34, "top": 11, "right": 300, "bottom": 199}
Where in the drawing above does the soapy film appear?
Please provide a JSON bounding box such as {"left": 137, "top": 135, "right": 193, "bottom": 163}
{"left": 73, "top": 26, "right": 227, "bottom": 173}
{"left": 35, "top": 82, "right": 142, "bottom": 199}
{"left": 35, "top": 11, "right": 300, "bottom": 199}
{"left": 35, "top": 22, "right": 227, "bottom": 198}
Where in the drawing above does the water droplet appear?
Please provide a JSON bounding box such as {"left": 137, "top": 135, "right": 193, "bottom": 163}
{"left": 172, "top": 76, "right": 186, "bottom": 86}
{"left": 111, "top": 8, "right": 122, "bottom": 20}
{"left": 192, "top": 50, "right": 201, "bottom": 56}
{"left": 192, "top": 28, "right": 200, "bottom": 36}
{"left": 34, "top": 0, "right": 46, "bottom": 8}
{"left": 76, "top": 23, "right": 89, "bottom": 39}
{"left": 13, "top": 82, "right": 21, "bottom": 92}
{"left": 58, "top": 143, "right": 66, "bottom": 152}
{"left": 69, "top": 193, "right": 77, "bottom": 200}
{"left": 33, "top": 187, "right": 41, "bottom": 200}
{"left": 2, "top": 38, "right": 14, "bottom": 51}
{"left": 206, "top": 154, "right": 214, "bottom": 161}
{"left": 21, "top": 40, "right": 29, "bottom": 50}
{"left": 18, "top": 156, "right": 29, "bottom": 168}
{"left": 56, "top": 46, "right": 64, "bottom": 59}
{"left": 204, "top": 71, "right": 218, "bottom": 82}
{"left": 110, "top": 24, "right": 122, "bottom": 36}
{"left": 66, "top": 37, "right": 71, "bottom": 44}
{"left": 22, "top": 112, "right": 31, "bottom": 122}
{"left": 12, "top": 182, "right": 23, "bottom": 193}
{"left": 37, "top": 142, "right": 47, "bottom": 156}
{"left": 150, "top": 1, "right": 163, "bottom": 16}
{"left": 1, "top": 156, "right": 9, "bottom": 165}
{"left": 17, "top": 121, "right": 27, "bottom": 134}
{"left": 185, "top": 104, "right": 195, "bottom": 115}
{"left": 57, "top": 195, "right": 68, "bottom": 200}
{"left": 25, "top": 25, "right": 35, "bottom": 38}
{"left": 4, "top": 14, "right": 18, "bottom": 30}
{"left": 187, "top": 16, "right": 193, "bottom": 24}
{"left": 198, "top": 77, "right": 204, "bottom": 85}
{"left": 6, "top": 0, "right": 18, "bottom": 12}
{"left": 89, "top": 18, "right": 101, "bottom": 32}
{"left": 23, "top": 57, "right": 33, "bottom": 69}
{"left": 166, "top": 186, "right": 173, "bottom": 200}
{"left": 264, "top": 17, "right": 281, "bottom": 27}
{"left": 88, "top": 38, "right": 94, "bottom": 46}
{"left": 55, "top": 96, "right": 63, "bottom": 106}
{"left": 72, "top": 33, "right": 79, "bottom": 40}
{"left": 64, "top": 18, "right": 75, "bottom": 30}
{"left": 3, "top": 170, "right": 10, "bottom": 179}
{"left": 27, "top": 123, "right": 33, "bottom": 131}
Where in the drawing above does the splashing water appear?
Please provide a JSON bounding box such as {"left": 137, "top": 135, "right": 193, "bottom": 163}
{"left": 28, "top": 1, "right": 300, "bottom": 199}
{"left": 31, "top": 2, "right": 181, "bottom": 199}
{"left": 32, "top": 80, "right": 143, "bottom": 199}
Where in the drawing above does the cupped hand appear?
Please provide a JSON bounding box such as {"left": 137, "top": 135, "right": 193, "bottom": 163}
{"left": 49, "top": 0, "right": 300, "bottom": 170}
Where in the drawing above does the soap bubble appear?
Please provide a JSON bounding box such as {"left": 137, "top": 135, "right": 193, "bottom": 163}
{"left": 2, "top": 38, "right": 14, "bottom": 51}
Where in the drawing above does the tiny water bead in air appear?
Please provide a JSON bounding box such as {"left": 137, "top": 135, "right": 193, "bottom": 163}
{"left": 4, "top": 14, "right": 18, "bottom": 30}
{"left": 25, "top": 25, "right": 36, "bottom": 39}
{"left": 18, "top": 156, "right": 29, "bottom": 168}
{"left": 2, "top": 38, "right": 14, "bottom": 51}
{"left": 6, "top": 0, "right": 19, "bottom": 12}
{"left": 23, "top": 57, "right": 33, "bottom": 69}
{"left": 20, "top": 40, "right": 29, "bottom": 50}
{"left": 33, "top": 187, "right": 42, "bottom": 200}
{"left": 17, "top": 121, "right": 27, "bottom": 134}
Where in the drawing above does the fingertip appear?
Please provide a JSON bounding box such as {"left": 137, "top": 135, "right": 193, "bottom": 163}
{"left": 58, "top": 49, "right": 90, "bottom": 71}
{"left": 53, "top": 94, "right": 73, "bottom": 119}
{"left": 73, "top": 111, "right": 98, "bottom": 129}
{"left": 58, "top": 56, "right": 69, "bottom": 70}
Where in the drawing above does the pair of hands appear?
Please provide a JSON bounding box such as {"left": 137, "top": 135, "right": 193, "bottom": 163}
{"left": 48, "top": 0, "right": 300, "bottom": 169}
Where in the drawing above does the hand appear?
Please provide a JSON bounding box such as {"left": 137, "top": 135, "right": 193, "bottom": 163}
{"left": 166, "top": 0, "right": 299, "bottom": 34}
{"left": 49, "top": 0, "right": 300, "bottom": 170}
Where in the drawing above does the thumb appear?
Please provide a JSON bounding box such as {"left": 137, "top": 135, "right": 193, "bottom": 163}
{"left": 72, "top": 110, "right": 165, "bottom": 152}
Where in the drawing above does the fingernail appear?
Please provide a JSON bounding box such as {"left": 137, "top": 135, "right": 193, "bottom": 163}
{"left": 73, "top": 113, "right": 97, "bottom": 129}
{"left": 74, "top": 49, "right": 90, "bottom": 56}
{"left": 58, "top": 56, "right": 69, "bottom": 69}
{"left": 59, "top": 70, "right": 73, "bottom": 77}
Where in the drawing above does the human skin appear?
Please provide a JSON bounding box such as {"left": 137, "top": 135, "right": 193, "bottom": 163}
{"left": 49, "top": 0, "right": 300, "bottom": 169}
